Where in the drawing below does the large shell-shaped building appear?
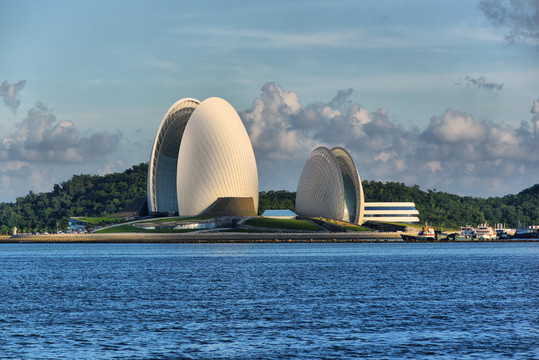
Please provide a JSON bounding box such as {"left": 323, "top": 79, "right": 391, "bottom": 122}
{"left": 296, "top": 146, "right": 364, "bottom": 224}
{"left": 148, "top": 97, "right": 258, "bottom": 217}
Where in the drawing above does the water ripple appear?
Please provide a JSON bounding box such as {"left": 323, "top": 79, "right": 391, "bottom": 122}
{"left": 0, "top": 242, "right": 537, "bottom": 359}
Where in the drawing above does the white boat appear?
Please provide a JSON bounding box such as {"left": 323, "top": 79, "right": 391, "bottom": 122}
{"left": 417, "top": 225, "right": 436, "bottom": 240}
{"left": 460, "top": 225, "right": 476, "bottom": 239}
{"left": 475, "top": 222, "right": 497, "bottom": 240}
{"left": 400, "top": 224, "right": 437, "bottom": 241}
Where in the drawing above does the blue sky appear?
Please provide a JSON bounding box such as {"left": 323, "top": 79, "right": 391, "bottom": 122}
{"left": 1, "top": 0, "right": 538, "bottom": 202}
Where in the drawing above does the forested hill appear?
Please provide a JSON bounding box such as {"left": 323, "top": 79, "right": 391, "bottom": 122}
{"left": 362, "top": 181, "right": 539, "bottom": 229}
{"left": 0, "top": 162, "right": 537, "bottom": 233}
{"left": 0, "top": 163, "right": 148, "bottom": 234}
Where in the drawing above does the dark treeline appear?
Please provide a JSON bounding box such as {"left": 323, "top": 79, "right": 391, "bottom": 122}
{"left": 0, "top": 162, "right": 537, "bottom": 234}
{"left": 0, "top": 163, "right": 148, "bottom": 234}
{"left": 258, "top": 190, "right": 296, "bottom": 215}
{"left": 363, "top": 180, "right": 539, "bottom": 229}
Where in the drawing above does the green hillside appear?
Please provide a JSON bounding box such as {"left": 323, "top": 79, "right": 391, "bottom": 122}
{"left": 363, "top": 181, "right": 539, "bottom": 229}
{"left": 0, "top": 162, "right": 537, "bottom": 234}
{"left": 0, "top": 163, "right": 148, "bottom": 234}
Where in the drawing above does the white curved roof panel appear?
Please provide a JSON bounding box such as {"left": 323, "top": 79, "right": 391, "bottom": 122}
{"left": 177, "top": 97, "right": 259, "bottom": 216}
{"left": 296, "top": 146, "right": 364, "bottom": 224}
{"left": 296, "top": 147, "right": 345, "bottom": 221}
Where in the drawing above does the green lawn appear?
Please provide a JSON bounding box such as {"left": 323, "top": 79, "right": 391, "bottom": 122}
{"left": 316, "top": 217, "right": 372, "bottom": 231}
{"left": 338, "top": 224, "right": 372, "bottom": 231}
{"left": 148, "top": 216, "right": 213, "bottom": 223}
{"left": 77, "top": 217, "right": 123, "bottom": 225}
{"left": 243, "top": 217, "right": 322, "bottom": 231}
{"left": 222, "top": 228, "right": 281, "bottom": 233}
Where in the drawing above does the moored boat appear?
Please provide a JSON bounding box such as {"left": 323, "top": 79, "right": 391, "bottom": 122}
{"left": 400, "top": 224, "right": 437, "bottom": 242}
{"left": 460, "top": 225, "right": 476, "bottom": 239}
{"left": 417, "top": 225, "right": 437, "bottom": 241}
{"left": 475, "top": 222, "right": 497, "bottom": 240}
{"left": 400, "top": 234, "right": 417, "bottom": 242}
{"left": 511, "top": 226, "right": 539, "bottom": 239}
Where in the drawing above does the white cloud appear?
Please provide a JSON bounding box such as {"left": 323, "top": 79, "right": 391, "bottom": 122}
{"left": 480, "top": 0, "right": 539, "bottom": 44}
{"left": 426, "top": 109, "right": 487, "bottom": 142}
{"left": 531, "top": 99, "right": 539, "bottom": 114}
{"left": 0, "top": 80, "right": 26, "bottom": 113}
{"left": 375, "top": 151, "right": 396, "bottom": 163}
{"left": 142, "top": 56, "right": 178, "bottom": 73}
{"left": 98, "top": 160, "right": 125, "bottom": 176}
{"left": 426, "top": 161, "right": 442, "bottom": 174}
{"left": 240, "top": 82, "right": 539, "bottom": 196}
{"left": 0, "top": 101, "right": 122, "bottom": 169}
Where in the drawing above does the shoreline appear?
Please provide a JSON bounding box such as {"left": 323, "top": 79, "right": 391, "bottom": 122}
{"left": 2, "top": 232, "right": 538, "bottom": 243}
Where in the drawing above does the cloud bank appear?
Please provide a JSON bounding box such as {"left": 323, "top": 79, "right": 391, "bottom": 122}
{"left": 1, "top": 81, "right": 536, "bottom": 202}
{"left": 0, "top": 80, "right": 26, "bottom": 113}
{"left": 480, "top": 0, "right": 539, "bottom": 45}
{"left": 241, "top": 83, "right": 539, "bottom": 196}
{"left": 0, "top": 97, "right": 122, "bottom": 202}
{"left": 1, "top": 102, "right": 121, "bottom": 163}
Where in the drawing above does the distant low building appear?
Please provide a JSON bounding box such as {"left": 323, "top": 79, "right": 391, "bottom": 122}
{"left": 68, "top": 218, "right": 87, "bottom": 230}
{"left": 362, "top": 202, "right": 419, "bottom": 223}
{"left": 261, "top": 210, "right": 297, "bottom": 220}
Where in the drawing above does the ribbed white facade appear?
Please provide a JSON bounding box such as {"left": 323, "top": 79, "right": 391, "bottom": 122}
{"left": 296, "top": 146, "right": 419, "bottom": 225}
{"left": 147, "top": 97, "right": 258, "bottom": 216}
{"left": 177, "top": 97, "right": 259, "bottom": 216}
{"left": 296, "top": 147, "right": 364, "bottom": 224}
{"left": 296, "top": 147, "right": 345, "bottom": 221}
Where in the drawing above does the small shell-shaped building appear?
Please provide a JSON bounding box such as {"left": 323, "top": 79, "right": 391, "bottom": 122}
{"left": 296, "top": 146, "right": 364, "bottom": 224}
{"left": 148, "top": 97, "right": 258, "bottom": 217}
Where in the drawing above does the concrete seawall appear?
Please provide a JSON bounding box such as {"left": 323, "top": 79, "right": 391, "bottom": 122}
{"left": 4, "top": 232, "right": 536, "bottom": 243}
{"left": 5, "top": 232, "right": 407, "bottom": 243}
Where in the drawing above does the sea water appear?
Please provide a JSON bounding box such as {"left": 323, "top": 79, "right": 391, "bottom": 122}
{"left": 0, "top": 242, "right": 537, "bottom": 359}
